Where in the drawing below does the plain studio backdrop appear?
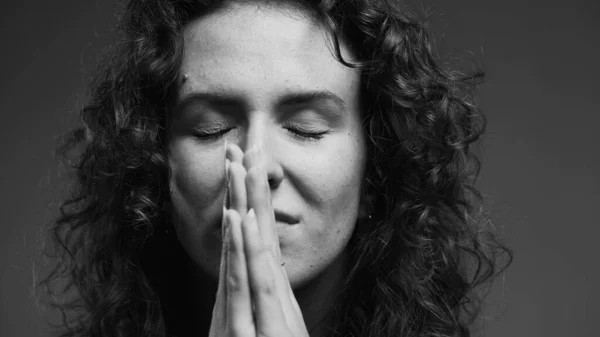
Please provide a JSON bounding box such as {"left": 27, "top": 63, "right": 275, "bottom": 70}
{"left": 1, "top": 1, "right": 598, "bottom": 336}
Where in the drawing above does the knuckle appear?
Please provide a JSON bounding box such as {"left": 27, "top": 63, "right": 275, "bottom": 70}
{"left": 265, "top": 245, "right": 277, "bottom": 262}
{"left": 247, "top": 165, "right": 269, "bottom": 188}
{"left": 228, "top": 321, "right": 252, "bottom": 337}
{"left": 256, "top": 275, "right": 276, "bottom": 295}
{"left": 256, "top": 245, "right": 271, "bottom": 260}
{"left": 231, "top": 163, "right": 247, "bottom": 180}
{"left": 226, "top": 274, "right": 242, "bottom": 292}
{"left": 266, "top": 243, "right": 277, "bottom": 257}
{"left": 245, "top": 167, "right": 260, "bottom": 184}
{"left": 227, "top": 236, "right": 237, "bottom": 253}
{"left": 246, "top": 241, "right": 258, "bottom": 256}
{"left": 257, "top": 327, "right": 289, "bottom": 337}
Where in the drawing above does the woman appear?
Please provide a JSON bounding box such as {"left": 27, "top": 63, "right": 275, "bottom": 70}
{"left": 38, "top": 0, "right": 512, "bottom": 336}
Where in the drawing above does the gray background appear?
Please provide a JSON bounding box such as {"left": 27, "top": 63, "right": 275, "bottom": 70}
{"left": 1, "top": 0, "right": 598, "bottom": 336}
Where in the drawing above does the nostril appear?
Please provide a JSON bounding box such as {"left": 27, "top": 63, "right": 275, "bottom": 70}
{"left": 268, "top": 174, "right": 283, "bottom": 189}
{"left": 266, "top": 162, "right": 284, "bottom": 189}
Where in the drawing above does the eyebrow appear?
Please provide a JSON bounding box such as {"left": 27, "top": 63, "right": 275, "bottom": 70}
{"left": 277, "top": 91, "right": 346, "bottom": 112}
{"left": 175, "top": 90, "right": 347, "bottom": 114}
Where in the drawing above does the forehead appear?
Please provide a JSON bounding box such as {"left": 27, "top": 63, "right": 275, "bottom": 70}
{"left": 179, "top": 4, "right": 359, "bottom": 103}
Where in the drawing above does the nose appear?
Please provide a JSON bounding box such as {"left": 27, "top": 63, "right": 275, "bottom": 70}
{"left": 266, "top": 155, "right": 284, "bottom": 190}
{"left": 243, "top": 116, "right": 284, "bottom": 190}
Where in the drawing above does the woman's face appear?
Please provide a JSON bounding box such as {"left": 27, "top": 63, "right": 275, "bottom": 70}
{"left": 167, "top": 3, "right": 366, "bottom": 289}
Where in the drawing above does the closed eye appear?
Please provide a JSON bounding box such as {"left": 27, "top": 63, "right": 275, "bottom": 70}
{"left": 193, "top": 127, "right": 234, "bottom": 141}
{"left": 283, "top": 124, "right": 330, "bottom": 140}
{"left": 192, "top": 124, "right": 330, "bottom": 142}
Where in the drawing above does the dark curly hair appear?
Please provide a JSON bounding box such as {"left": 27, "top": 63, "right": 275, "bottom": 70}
{"left": 36, "top": 0, "right": 512, "bottom": 336}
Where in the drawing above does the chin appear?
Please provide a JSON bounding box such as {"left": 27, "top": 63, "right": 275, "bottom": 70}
{"left": 287, "top": 251, "right": 349, "bottom": 291}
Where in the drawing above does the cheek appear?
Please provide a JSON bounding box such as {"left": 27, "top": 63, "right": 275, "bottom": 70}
{"left": 309, "top": 137, "right": 365, "bottom": 215}
{"left": 285, "top": 139, "right": 363, "bottom": 287}
{"left": 318, "top": 170, "right": 362, "bottom": 240}
{"left": 166, "top": 141, "right": 226, "bottom": 280}
{"left": 297, "top": 133, "right": 365, "bottom": 244}
{"left": 168, "top": 142, "right": 224, "bottom": 228}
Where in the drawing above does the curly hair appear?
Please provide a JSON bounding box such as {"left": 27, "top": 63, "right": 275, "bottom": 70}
{"left": 36, "top": 0, "right": 512, "bottom": 336}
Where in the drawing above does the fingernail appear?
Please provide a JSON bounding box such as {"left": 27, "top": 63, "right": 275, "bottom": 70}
{"left": 225, "top": 158, "right": 231, "bottom": 179}
{"left": 247, "top": 208, "right": 256, "bottom": 222}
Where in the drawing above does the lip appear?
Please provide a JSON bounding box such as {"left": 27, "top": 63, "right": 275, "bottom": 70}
{"left": 274, "top": 210, "right": 300, "bottom": 224}
{"left": 217, "top": 210, "right": 300, "bottom": 230}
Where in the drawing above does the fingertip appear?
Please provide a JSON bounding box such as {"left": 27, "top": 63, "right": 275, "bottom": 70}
{"left": 227, "top": 208, "right": 242, "bottom": 224}
{"left": 244, "top": 165, "right": 258, "bottom": 185}
{"left": 223, "top": 209, "right": 236, "bottom": 229}
{"left": 242, "top": 208, "right": 257, "bottom": 229}
{"left": 226, "top": 142, "right": 244, "bottom": 163}
{"left": 247, "top": 208, "right": 256, "bottom": 221}
{"left": 230, "top": 161, "right": 248, "bottom": 177}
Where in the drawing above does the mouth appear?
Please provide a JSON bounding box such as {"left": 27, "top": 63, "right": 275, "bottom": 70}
{"left": 274, "top": 210, "right": 300, "bottom": 225}
{"left": 217, "top": 210, "right": 300, "bottom": 230}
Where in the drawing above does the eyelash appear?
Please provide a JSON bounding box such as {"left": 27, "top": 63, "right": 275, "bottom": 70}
{"left": 193, "top": 125, "right": 329, "bottom": 141}
{"left": 193, "top": 127, "right": 233, "bottom": 141}
{"left": 283, "top": 123, "right": 329, "bottom": 140}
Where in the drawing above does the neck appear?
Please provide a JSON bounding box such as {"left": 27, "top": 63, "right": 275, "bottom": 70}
{"left": 294, "top": 249, "right": 349, "bottom": 337}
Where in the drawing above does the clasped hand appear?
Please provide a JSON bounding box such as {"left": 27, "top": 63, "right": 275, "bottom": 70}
{"left": 209, "top": 141, "right": 309, "bottom": 337}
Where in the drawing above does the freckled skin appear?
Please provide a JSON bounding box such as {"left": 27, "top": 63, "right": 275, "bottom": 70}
{"left": 167, "top": 3, "right": 366, "bottom": 291}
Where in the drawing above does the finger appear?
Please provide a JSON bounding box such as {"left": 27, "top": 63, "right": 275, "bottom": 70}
{"left": 284, "top": 268, "right": 303, "bottom": 319}
{"left": 223, "top": 157, "right": 231, "bottom": 218}
{"left": 264, "top": 249, "right": 302, "bottom": 330}
{"left": 222, "top": 140, "right": 231, "bottom": 209}
{"left": 246, "top": 164, "right": 279, "bottom": 259}
{"left": 274, "top": 259, "right": 304, "bottom": 320}
{"left": 289, "top": 288, "right": 303, "bottom": 322}
{"left": 243, "top": 208, "right": 288, "bottom": 336}
{"left": 227, "top": 142, "right": 247, "bottom": 215}
{"left": 226, "top": 142, "right": 245, "bottom": 164}
{"left": 228, "top": 162, "right": 247, "bottom": 216}
{"left": 243, "top": 144, "right": 280, "bottom": 259}
{"left": 210, "top": 206, "right": 229, "bottom": 335}
{"left": 225, "top": 209, "right": 254, "bottom": 336}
